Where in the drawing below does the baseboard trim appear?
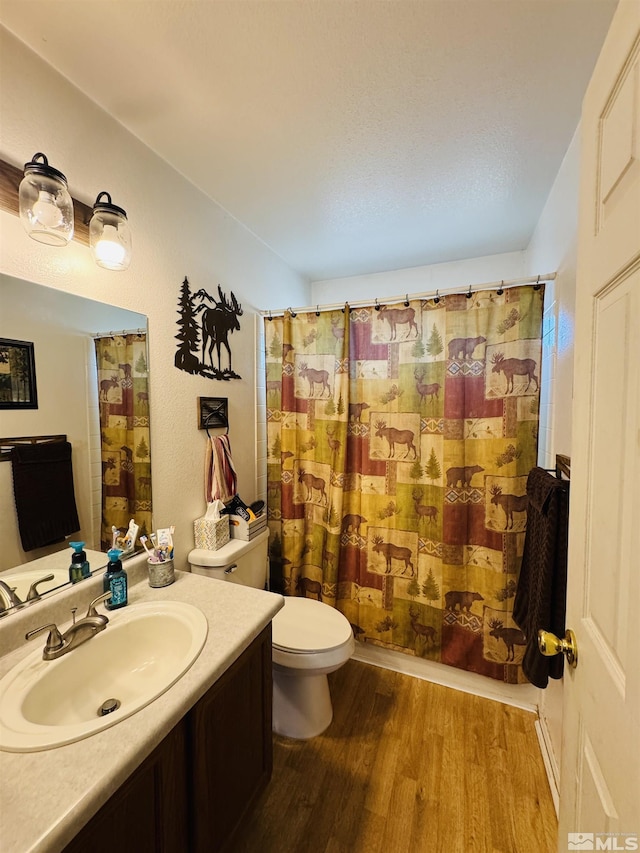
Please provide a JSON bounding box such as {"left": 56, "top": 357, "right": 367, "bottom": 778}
{"left": 534, "top": 716, "right": 560, "bottom": 817}
{"left": 351, "top": 642, "right": 539, "bottom": 712}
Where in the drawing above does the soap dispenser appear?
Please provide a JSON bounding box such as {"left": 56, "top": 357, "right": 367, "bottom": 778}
{"left": 68, "top": 541, "right": 90, "bottom": 583}
{"left": 103, "top": 548, "right": 128, "bottom": 610}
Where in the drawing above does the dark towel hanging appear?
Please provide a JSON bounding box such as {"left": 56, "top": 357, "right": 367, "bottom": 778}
{"left": 513, "top": 466, "right": 569, "bottom": 688}
{"left": 10, "top": 441, "right": 80, "bottom": 551}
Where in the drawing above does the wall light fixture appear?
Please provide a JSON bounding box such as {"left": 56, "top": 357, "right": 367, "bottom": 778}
{"left": 89, "top": 191, "right": 132, "bottom": 271}
{"left": 18, "top": 153, "right": 74, "bottom": 246}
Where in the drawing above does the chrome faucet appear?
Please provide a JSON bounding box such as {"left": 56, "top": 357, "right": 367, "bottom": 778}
{"left": 25, "top": 591, "right": 111, "bottom": 660}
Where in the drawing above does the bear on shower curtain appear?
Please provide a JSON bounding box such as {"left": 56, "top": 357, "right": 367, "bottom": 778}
{"left": 265, "top": 285, "right": 543, "bottom": 683}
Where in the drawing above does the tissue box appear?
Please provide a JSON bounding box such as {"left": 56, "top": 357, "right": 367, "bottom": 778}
{"left": 229, "top": 513, "right": 268, "bottom": 541}
{"left": 194, "top": 515, "right": 230, "bottom": 550}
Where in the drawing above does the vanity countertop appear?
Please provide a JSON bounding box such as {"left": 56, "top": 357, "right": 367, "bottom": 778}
{"left": 0, "top": 560, "right": 283, "bottom": 853}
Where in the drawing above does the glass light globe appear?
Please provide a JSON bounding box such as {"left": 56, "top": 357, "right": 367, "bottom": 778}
{"left": 19, "top": 153, "right": 74, "bottom": 246}
{"left": 90, "top": 192, "right": 132, "bottom": 271}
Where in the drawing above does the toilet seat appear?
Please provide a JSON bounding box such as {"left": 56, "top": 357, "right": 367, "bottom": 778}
{"left": 272, "top": 596, "right": 353, "bottom": 654}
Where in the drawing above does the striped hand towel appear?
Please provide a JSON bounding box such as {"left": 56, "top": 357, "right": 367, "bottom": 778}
{"left": 205, "top": 434, "right": 237, "bottom": 503}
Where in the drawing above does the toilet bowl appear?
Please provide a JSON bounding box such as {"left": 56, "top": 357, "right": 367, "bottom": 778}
{"left": 272, "top": 596, "right": 354, "bottom": 739}
{"left": 188, "top": 530, "right": 354, "bottom": 739}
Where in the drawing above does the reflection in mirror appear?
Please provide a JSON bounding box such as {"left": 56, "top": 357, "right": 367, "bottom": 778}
{"left": 0, "top": 274, "right": 150, "bottom": 616}
{"left": 0, "top": 548, "right": 106, "bottom": 616}
{"left": 94, "top": 334, "right": 152, "bottom": 551}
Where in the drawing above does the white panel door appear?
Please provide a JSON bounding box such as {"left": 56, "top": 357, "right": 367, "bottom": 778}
{"left": 559, "top": 2, "right": 640, "bottom": 851}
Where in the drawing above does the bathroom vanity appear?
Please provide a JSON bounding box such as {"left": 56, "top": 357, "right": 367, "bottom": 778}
{"left": 63, "top": 624, "right": 272, "bottom": 852}
{"left": 0, "top": 557, "right": 283, "bottom": 853}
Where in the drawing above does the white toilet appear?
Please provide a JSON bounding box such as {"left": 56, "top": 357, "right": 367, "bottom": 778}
{"left": 188, "top": 529, "right": 354, "bottom": 739}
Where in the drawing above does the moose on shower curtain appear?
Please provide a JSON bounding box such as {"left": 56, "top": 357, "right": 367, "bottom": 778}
{"left": 265, "top": 285, "right": 543, "bottom": 682}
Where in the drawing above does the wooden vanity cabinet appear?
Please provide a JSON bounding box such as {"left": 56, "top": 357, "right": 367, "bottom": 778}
{"left": 62, "top": 720, "right": 188, "bottom": 853}
{"left": 189, "top": 622, "right": 273, "bottom": 852}
{"left": 62, "top": 625, "right": 272, "bottom": 853}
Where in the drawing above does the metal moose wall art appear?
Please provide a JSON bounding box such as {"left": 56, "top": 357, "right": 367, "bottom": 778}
{"left": 175, "top": 276, "right": 243, "bottom": 380}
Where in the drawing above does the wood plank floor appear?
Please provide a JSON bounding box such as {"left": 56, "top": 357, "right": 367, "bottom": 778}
{"left": 230, "top": 660, "right": 557, "bottom": 853}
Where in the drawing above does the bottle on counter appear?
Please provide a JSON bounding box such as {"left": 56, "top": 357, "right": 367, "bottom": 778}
{"left": 103, "top": 548, "right": 128, "bottom": 610}
{"left": 68, "top": 541, "right": 90, "bottom": 584}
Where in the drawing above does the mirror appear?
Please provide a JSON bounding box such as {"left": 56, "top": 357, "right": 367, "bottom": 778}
{"left": 0, "top": 274, "right": 149, "bottom": 615}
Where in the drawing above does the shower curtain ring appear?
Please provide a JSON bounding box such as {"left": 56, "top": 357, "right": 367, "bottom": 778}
{"left": 497, "top": 281, "right": 504, "bottom": 296}
{"left": 288, "top": 306, "right": 297, "bottom": 318}
{"left": 404, "top": 294, "right": 409, "bottom": 307}
{"left": 466, "top": 284, "right": 472, "bottom": 299}
{"left": 374, "top": 299, "right": 381, "bottom": 311}
{"left": 434, "top": 289, "right": 440, "bottom": 304}
{"left": 268, "top": 310, "right": 273, "bottom": 321}
{"left": 316, "top": 305, "right": 320, "bottom": 316}
{"left": 534, "top": 275, "right": 541, "bottom": 290}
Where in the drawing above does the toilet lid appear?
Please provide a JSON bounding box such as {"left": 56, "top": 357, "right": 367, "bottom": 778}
{"left": 272, "top": 597, "right": 353, "bottom": 653}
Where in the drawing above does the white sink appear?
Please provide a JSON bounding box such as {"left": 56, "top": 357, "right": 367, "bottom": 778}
{"left": 0, "top": 601, "right": 208, "bottom": 752}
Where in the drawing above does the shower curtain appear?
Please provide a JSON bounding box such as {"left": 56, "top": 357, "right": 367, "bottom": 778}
{"left": 265, "top": 285, "right": 543, "bottom": 682}
{"left": 95, "top": 333, "right": 152, "bottom": 551}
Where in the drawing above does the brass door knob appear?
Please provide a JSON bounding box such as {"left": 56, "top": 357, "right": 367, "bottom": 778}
{"left": 538, "top": 629, "right": 578, "bottom": 668}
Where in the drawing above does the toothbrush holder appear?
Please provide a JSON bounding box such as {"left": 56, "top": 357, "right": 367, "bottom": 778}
{"left": 147, "top": 558, "right": 175, "bottom": 588}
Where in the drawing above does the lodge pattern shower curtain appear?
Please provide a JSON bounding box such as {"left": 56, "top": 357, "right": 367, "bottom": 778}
{"left": 95, "top": 334, "right": 152, "bottom": 551}
{"left": 265, "top": 285, "right": 543, "bottom": 682}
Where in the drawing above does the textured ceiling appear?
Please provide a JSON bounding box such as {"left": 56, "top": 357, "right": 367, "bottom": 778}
{"left": 0, "top": 1, "right": 617, "bottom": 281}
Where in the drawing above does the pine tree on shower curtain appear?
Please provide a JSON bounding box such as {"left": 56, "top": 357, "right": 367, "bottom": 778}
{"left": 265, "top": 285, "right": 543, "bottom": 683}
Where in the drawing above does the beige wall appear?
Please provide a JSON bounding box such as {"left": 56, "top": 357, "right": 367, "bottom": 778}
{"left": 524, "top": 124, "right": 581, "bottom": 803}
{"left": 0, "top": 28, "right": 310, "bottom": 568}
{"left": 312, "top": 250, "right": 526, "bottom": 303}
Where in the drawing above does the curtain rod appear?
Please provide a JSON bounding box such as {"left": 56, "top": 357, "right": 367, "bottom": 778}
{"left": 259, "top": 272, "right": 556, "bottom": 318}
{"left": 91, "top": 328, "right": 147, "bottom": 338}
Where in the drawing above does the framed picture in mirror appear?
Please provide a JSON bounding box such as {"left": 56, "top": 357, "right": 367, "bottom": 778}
{"left": 0, "top": 338, "right": 38, "bottom": 409}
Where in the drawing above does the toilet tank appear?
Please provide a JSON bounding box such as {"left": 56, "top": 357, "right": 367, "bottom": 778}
{"left": 188, "top": 529, "right": 269, "bottom": 589}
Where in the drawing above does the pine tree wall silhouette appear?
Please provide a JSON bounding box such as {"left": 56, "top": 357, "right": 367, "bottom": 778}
{"left": 175, "top": 276, "right": 201, "bottom": 374}
{"left": 174, "top": 276, "right": 243, "bottom": 380}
